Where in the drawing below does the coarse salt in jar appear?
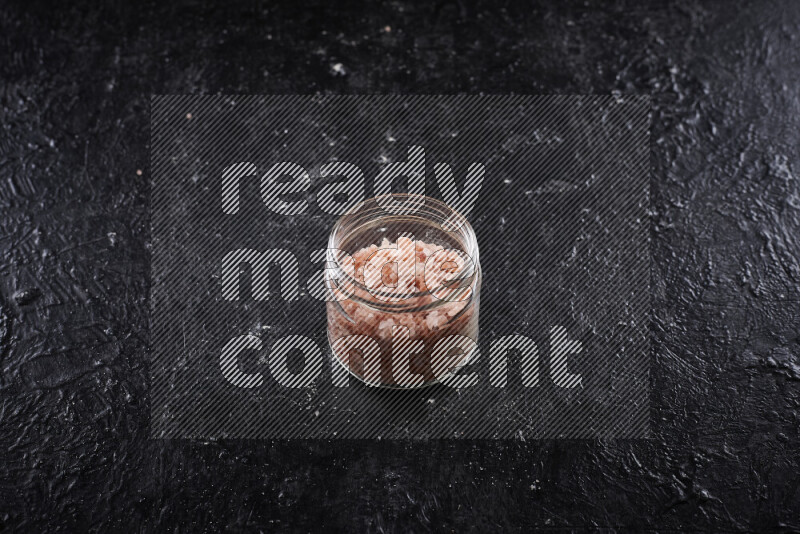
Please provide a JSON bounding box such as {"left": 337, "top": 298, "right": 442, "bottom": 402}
{"left": 325, "top": 194, "right": 481, "bottom": 388}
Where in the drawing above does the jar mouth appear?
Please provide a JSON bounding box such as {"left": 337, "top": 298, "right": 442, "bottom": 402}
{"left": 326, "top": 194, "right": 480, "bottom": 313}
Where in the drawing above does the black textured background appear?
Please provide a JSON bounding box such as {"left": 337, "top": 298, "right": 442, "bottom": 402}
{"left": 1, "top": 0, "right": 799, "bottom": 531}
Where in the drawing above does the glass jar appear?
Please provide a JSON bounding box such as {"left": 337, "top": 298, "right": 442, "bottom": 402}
{"left": 325, "top": 194, "right": 481, "bottom": 388}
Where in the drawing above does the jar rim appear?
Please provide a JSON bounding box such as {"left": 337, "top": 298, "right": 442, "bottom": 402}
{"left": 326, "top": 194, "right": 480, "bottom": 313}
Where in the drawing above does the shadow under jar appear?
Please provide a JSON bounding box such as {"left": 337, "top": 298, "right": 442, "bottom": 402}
{"left": 326, "top": 194, "right": 481, "bottom": 388}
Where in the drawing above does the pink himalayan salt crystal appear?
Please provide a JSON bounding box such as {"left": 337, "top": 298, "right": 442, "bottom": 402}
{"left": 348, "top": 236, "right": 469, "bottom": 302}
{"left": 327, "top": 237, "right": 478, "bottom": 386}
